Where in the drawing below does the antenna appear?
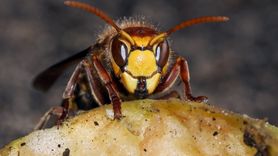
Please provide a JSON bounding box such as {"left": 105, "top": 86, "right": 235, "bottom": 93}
{"left": 64, "top": 1, "right": 121, "bottom": 32}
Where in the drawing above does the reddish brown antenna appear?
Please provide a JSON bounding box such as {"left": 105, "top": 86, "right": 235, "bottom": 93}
{"left": 166, "top": 16, "right": 229, "bottom": 35}
{"left": 64, "top": 1, "right": 121, "bottom": 32}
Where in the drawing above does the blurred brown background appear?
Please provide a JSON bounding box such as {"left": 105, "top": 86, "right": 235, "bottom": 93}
{"left": 0, "top": 0, "right": 277, "bottom": 147}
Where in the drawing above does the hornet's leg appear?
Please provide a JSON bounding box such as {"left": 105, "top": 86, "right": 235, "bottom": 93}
{"left": 34, "top": 58, "right": 107, "bottom": 130}
{"left": 61, "top": 59, "right": 107, "bottom": 120}
{"left": 34, "top": 105, "right": 65, "bottom": 130}
{"left": 82, "top": 59, "right": 106, "bottom": 106}
{"left": 155, "top": 56, "right": 208, "bottom": 103}
{"left": 34, "top": 62, "right": 83, "bottom": 130}
{"left": 62, "top": 59, "right": 107, "bottom": 111}
{"left": 91, "top": 55, "right": 122, "bottom": 119}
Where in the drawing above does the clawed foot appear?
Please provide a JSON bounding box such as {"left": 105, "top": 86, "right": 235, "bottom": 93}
{"left": 112, "top": 97, "right": 123, "bottom": 120}
{"left": 56, "top": 118, "right": 65, "bottom": 129}
{"left": 34, "top": 106, "right": 68, "bottom": 130}
{"left": 114, "top": 114, "right": 122, "bottom": 120}
{"left": 113, "top": 108, "right": 123, "bottom": 120}
{"left": 187, "top": 95, "right": 208, "bottom": 103}
{"left": 55, "top": 107, "right": 69, "bottom": 129}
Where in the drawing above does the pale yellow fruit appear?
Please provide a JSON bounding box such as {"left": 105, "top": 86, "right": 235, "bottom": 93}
{"left": 0, "top": 99, "right": 277, "bottom": 156}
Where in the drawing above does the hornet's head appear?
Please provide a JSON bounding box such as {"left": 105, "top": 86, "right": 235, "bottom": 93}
{"left": 110, "top": 27, "right": 170, "bottom": 98}
{"left": 64, "top": 1, "right": 229, "bottom": 98}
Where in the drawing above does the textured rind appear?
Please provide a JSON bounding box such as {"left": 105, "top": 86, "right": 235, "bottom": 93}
{"left": 0, "top": 99, "right": 278, "bottom": 156}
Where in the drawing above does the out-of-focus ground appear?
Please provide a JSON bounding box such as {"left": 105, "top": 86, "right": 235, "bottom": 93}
{"left": 0, "top": 0, "right": 277, "bottom": 147}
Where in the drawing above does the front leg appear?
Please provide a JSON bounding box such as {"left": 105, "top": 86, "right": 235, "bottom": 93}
{"left": 65, "top": 56, "right": 122, "bottom": 119}
{"left": 91, "top": 55, "right": 122, "bottom": 119}
{"left": 155, "top": 56, "right": 208, "bottom": 103}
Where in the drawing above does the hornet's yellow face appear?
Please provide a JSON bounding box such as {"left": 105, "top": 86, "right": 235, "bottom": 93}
{"left": 111, "top": 27, "right": 170, "bottom": 98}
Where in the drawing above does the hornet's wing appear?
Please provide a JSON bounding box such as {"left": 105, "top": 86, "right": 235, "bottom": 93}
{"left": 33, "top": 46, "right": 92, "bottom": 91}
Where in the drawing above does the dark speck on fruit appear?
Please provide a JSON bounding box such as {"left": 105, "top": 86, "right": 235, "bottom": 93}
{"left": 63, "top": 148, "right": 70, "bottom": 156}
{"left": 213, "top": 131, "right": 218, "bottom": 136}
{"left": 94, "top": 121, "right": 99, "bottom": 126}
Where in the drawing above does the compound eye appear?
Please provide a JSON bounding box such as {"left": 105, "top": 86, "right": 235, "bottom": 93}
{"left": 112, "top": 39, "right": 128, "bottom": 67}
{"left": 155, "top": 40, "right": 169, "bottom": 67}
